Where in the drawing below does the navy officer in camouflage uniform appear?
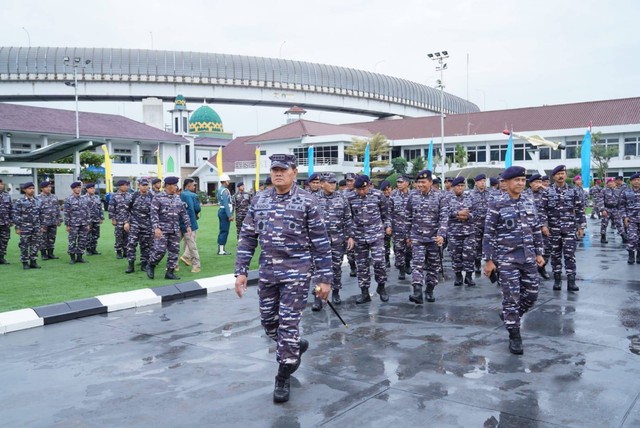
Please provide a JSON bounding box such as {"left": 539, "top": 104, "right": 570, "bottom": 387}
{"left": 483, "top": 166, "right": 545, "bottom": 355}
{"left": 390, "top": 175, "right": 412, "bottom": 280}
{"left": 406, "top": 170, "right": 448, "bottom": 303}
{"left": 470, "top": 174, "right": 490, "bottom": 276}
{"left": 621, "top": 172, "right": 640, "bottom": 264}
{"left": 346, "top": 174, "right": 391, "bottom": 303}
{"left": 234, "top": 154, "right": 332, "bottom": 404}
{"left": 343, "top": 172, "right": 358, "bottom": 277}
{"left": 64, "top": 181, "right": 91, "bottom": 264}
{"left": 541, "top": 165, "right": 585, "bottom": 292}
{"left": 13, "top": 182, "right": 44, "bottom": 269}
{"left": 37, "top": 181, "right": 62, "bottom": 260}
{"left": 379, "top": 180, "right": 393, "bottom": 268}
{"left": 448, "top": 176, "right": 477, "bottom": 286}
{"left": 108, "top": 179, "right": 131, "bottom": 259}
{"left": 84, "top": 183, "right": 104, "bottom": 255}
{"left": 0, "top": 178, "right": 13, "bottom": 265}
{"left": 125, "top": 178, "right": 154, "bottom": 273}
{"left": 525, "top": 174, "right": 551, "bottom": 279}
{"left": 233, "top": 182, "right": 252, "bottom": 238}
{"left": 314, "top": 172, "right": 354, "bottom": 309}
{"left": 146, "top": 176, "right": 191, "bottom": 280}
{"left": 597, "top": 177, "right": 622, "bottom": 244}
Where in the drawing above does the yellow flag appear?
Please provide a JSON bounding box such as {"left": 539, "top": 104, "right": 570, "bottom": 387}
{"left": 217, "top": 147, "right": 224, "bottom": 176}
{"left": 101, "top": 144, "right": 113, "bottom": 193}
{"left": 255, "top": 146, "right": 260, "bottom": 192}
{"left": 156, "top": 145, "right": 163, "bottom": 181}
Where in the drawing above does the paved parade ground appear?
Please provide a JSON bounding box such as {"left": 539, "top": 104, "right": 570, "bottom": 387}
{"left": 2, "top": 223, "right": 640, "bottom": 427}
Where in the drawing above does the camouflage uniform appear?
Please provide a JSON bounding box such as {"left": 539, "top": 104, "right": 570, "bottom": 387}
{"left": 149, "top": 191, "right": 190, "bottom": 270}
{"left": 108, "top": 191, "right": 131, "bottom": 255}
{"left": 233, "top": 189, "right": 252, "bottom": 237}
{"left": 525, "top": 187, "right": 550, "bottom": 263}
{"left": 318, "top": 189, "right": 353, "bottom": 292}
{"left": 235, "top": 185, "right": 332, "bottom": 365}
{"left": 406, "top": 188, "right": 448, "bottom": 299}
{"left": 37, "top": 191, "right": 62, "bottom": 254}
{"left": 345, "top": 187, "right": 390, "bottom": 293}
{"left": 390, "top": 188, "right": 412, "bottom": 271}
{"left": 0, "top": 188, "right": 12, "bottom": 262}
{"left": 64, "top": 193, "right": 90, "bottom": 256}
{"left": 597, "top": 186, "right": 624, "bottom": 236}
{"left": 126, "top": 191, "right": 154, "bottom": 267}
{"left": 484, "top": 192, "right": 544, "bottom": 331}
{"left": 470, "top": 188, "right": 490, "bottom": 271}
{"left": 13, "top": 194, "right": 42, "bottom": 263}
{"left": 620, "top": 186, "right": 640, "bottom": 256}
{"left": 382, "top": 192, "right": 392, "bottom": 268}
{"left": 85, "top": 192, "right": 104, "bottom": 253}
{"left": 448, "top": 191, "right": 477, "bottom": 276}
{"left": 589, "top": 184, "right": 603, "bottom": 219}
{"left": 342, "top": 187, "right": 358, "bottom": 275}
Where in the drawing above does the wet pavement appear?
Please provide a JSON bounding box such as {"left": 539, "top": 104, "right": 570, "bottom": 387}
{"left": 2, "top": 222, "right": 640, "bottom": 427}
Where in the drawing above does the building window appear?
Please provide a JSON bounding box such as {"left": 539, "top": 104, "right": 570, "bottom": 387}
{"left": 141, "top": 150, "right": 155, "bottom": 164}
{"left": 466, "top": 145, "right": 487, "bottom": 163}
{"left": 513, "top": 143, "right": 527, "bottom": 161}
{"left": 539, "top": 147, "right": 562, "bottom": 160}
{"left": 598, "top": 137, "right": 620, "bottom": 159}
{"left": 182, "top": 117, "right": 188, "bottom": 134}
{"left": 565, "top": 140, "right": 580, "bottom": 159}
{"left": 185, "top": 145, "right": 190, "bottom": 164}
{"left": 624, "top": 137, "right": 639, "bottom": 157}
{"left": 490, "top": 144, "right": 507, "bottom": 162}
{"left": 404, "top": 148, "right": 422, "bottom": 161}
{"left": 174, "top": 117, "right": 179, "bottom": 133}
{"left": 260, "top": 150, "right": 266, "bottom": 155}
{"left": 114, "top": 148, "right": 132, "bottom": 164}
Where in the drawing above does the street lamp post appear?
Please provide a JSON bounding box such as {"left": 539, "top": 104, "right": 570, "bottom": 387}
{"left": 64, "top": 56, "right": 91, "bottom": 139}
{"left": 428, "top": 50, "right": 449, "bottom": 178}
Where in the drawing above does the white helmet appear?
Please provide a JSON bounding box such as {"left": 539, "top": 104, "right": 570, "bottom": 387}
{"left": 219, "top": 174, "right": 230, "bottom": 182}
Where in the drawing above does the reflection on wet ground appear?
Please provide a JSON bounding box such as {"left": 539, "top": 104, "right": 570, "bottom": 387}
{"left": 1, "top": 225, "right": 640, "bottom": 427}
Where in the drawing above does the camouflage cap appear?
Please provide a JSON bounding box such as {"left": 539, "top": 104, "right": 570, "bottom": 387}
{"left": 321, "top": 173, "right": 336, "bottom": 183}
{"left": 269, "top": 154, "right": 297, "bottom": 169}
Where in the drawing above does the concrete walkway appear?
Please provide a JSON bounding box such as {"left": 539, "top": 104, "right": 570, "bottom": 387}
{"left": 1, "top": 221, "right": 640, "bottom": 427}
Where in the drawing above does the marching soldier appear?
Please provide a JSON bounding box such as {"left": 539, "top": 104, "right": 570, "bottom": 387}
{"left": 470, "top": 174, "right": 490, "bottom": 276}
{"left": 541, "top": 165, "right": 586, "bottom": 292}
{"left": 233, "top": 182, "right": 252, "bottom": 237}
{"left": 124, "top": 178, "right": 154, "bottom": 273}
{"left": 13, "top": 182, "right": 44, "bottom": 269}
{"left": 483, "top": 166, "right": 545, "bottom": 355}
{"left": 621, "top": 173, "right": 640, "bottom": 264}
{"left": 150, "top": 178, "right": 162, "bottom": 196}
{"left": 406, "top": 170, "right": 448, "bottom": 303}
{"left": 64, "top": 181, "right": 91, "bottom": 264}
{"left": 615, "top": 176, "right": 630, "bottom": 242}
{"left": 108, "top": 179, "right": 131, "bottom": 258}
{"left": 307, "top": 173, "right": 322, "bottom": 197}
{"left": 597, "top": 177, "right": 622, "bottom": 244}
{"left": 589, "top": 179, "right": 603, "bottom": 219}
{"left": 448, "top": 176, "right": 477, "bottom": 286}
{"left": 146, "top": 177, "right": 191, "bottom": 280}
{"left": 343, "top": 172, "right": 357, "bottom": 277}
{"left": 37, "top": 181, "right": 62, "bottom": 260}
{"left": 390, "top": 175, "right": 412, "bottom": 280}
{"left": 541, "top": 176, "right": 551, "bottom": 189}
{"left": 0, "top": 179, "right": 13, "bottom": 264}
{"left": 84, "top": 183, "right": 104, "bottom": 255}
{"left": 314, "top": 173, "right": 354, "bottom": 308}
{"left": 379, "top": 180, "right": 392, "bottom": 269}
{"left": 525, "top": 174, "right": 551, "bottom": 279}
{"left": 234, "top": 154, "right": 332, "bottom": 403}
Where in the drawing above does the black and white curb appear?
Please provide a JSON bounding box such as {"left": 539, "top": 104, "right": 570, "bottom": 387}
{"left": 0, "top": 270, "right": 259, "bottom": 335}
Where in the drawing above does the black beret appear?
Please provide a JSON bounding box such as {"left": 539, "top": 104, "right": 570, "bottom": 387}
{"left": 70, "top": 181, "right": 82, "bottom": 189}
{"left": 164, "top": 176, "right": 179, "bottom": 185}
{"left": 630, "top": 173, "right": 640, "bottom": 181}
{"left": 354, "top": 175, "right": 370, "bottom": 189}
{"left": 237, "top": 182, "right": 245, "bottom": 188}
{"left": 551, "top": 165, "right": 566, "bottom": 176}
{"left": 489, "top": 177, "right": 499, "bottom": 186}
{"left": 151, "top": 178, "right": 162, "bottom": 185}
{"left": 541, "top": 175, "right": 549, "bottom": 181}
{"left": 85, "top": 182, "right": 95, "bottom": 189}
{"left": 474, "top": 174, "right": 486, "bottom": 182}
{"left": 338, "top": 179, "right": 346, "bottom": 186}
{"left": 451, "top": 177, "right": 465, "bottom": 187}
{"left": 265, "top": 176, "right": 272, "bottom": 185}
{"left": 617, "top": 176, "right": 624, "bottom": 180}
{"left": 39, "top": 181, "right": 51, "bottom": 188}
{"left": 308, "top": 173, "right": 320, "bottom": 182}
{"left": 379, "top": 180, "right": 391, "bottom": 191}
{"left": 502, "top": 166, "right": 527, "bottom": 180}
{"left": 21, "top": 182, "right": 35, "bottom": 190}
{"left": 444, "top": 177, "right": 453, "bottom": 183}
{"left": 527, "top": 174, "right": 542, "bottom": 183}
{"left": 116, "top": 179, "right": 129, "bottom": 187}
{"left": 433, "top": 177, "right": 441, "bottom": 185}
{"left": 415, "top": 169, "right": 432, "bottom": 180}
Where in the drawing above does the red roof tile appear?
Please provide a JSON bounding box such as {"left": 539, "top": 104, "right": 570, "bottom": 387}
{"left": 208, "top": 135, "right": 257, "bottom": 172}
{"left": 246, "top": 119, "right": 371, "bottom": 143}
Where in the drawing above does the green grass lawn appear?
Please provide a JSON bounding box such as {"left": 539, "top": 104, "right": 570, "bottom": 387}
{"left": 0, "top": 206, "right": 258, "bottom": 312}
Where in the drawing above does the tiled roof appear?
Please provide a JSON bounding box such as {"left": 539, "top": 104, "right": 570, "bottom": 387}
{"left": 346, "top": 97, "right": 640, "bottom": 139}
{"left": 246, "top": 119, "right": 371, "bottom": 143}
{"left": 207, "top": 135, "right": 257, "bottom": 172}
{"left": 0, "top": 103, "right": 187, "bottom": 143}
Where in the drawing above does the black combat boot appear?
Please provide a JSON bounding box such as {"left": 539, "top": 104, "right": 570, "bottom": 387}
{"left": 553, "top": 272, "right": 562, "bottom": 290}
{"left": 537, "top": 264, "right": 550, "bottom": 280}
{"left": 600, "top": 234, "right": 608, "bottom": 243}
{"left": 376, "top": 284, "right": 389, "bottom": 302}
{"left": 311, "top": 294, "right": 323, "bottom": 311}
{"left": 48, "top": 249, "right": 59, "bottom": 259}
{"left": 628, "top": 250, "right": 636, "bottom": 265}
{"left": 355, "top": 287, "right": 371, "bottom": 304}
{"left": 398, "top": 266, "right": 406, "bottom": 280}
{"left": 425, "top": 284, "right": 436, "bottom": 303}
{"left": 116, "top": 250, "right": 123, "bottom": 259}
{"left": 454, "top": 272, "right": 463, "bottom": 286}
{"left": 636, "top": 251, "right": 640, "bottom": 265}
{"left": 349, "top": 261, "right": 357, "bottom": 277}
{"left": 409, "top": 284, "right": 423, "bottom": 304}
{"left": 41, "top": 250, "right": 49, "bottom": 260}
{"left": 273, "top": 364, "right": 295, "bottom": 403}
{"left": 567, "top": 274, "right": 579, "bottom": 292}
{"left": 125, "top": 260, "right": 135, "bottom": 273}
{"left": 622, "top": 234, "right": 629, "bottom": 244}
{"left": 385, "top": 256, "right": 391, "bottom": 269}
{"left": 290, "top": 339, "right": 309, "bottom": 375}
{"left": 69, "top": 254, "right": 76, "bottom": 265}
{"left": 165, "top": 268, "right": 180, "bottom": 280}
{"left": 140, "top": 261, "right": 148, "bottom": 272}
{"left": 474, "top": 260, "right": 482, "bottom": 276}
{"left": 146, "top": 264, "right": 155, "bottom": 279}
{"left": 22, "top": 262, "right": 30, "bottom": 270}
{"left": 76, "top": 254, "right": 87, "bottom": 263}
{"left": 332, "top": 289, "right": 341, "bottom": 305}
{"left": 508, "top": 329, "right": 524, "bottom": 355}
{"left": 0, "top": 256, "right": 9, "bottom": 264}
{"left": 29, "top": 260, "right": 41, "bottom": 269}
{"left": 464, "top": 272, "right": 476, "bottom": 287}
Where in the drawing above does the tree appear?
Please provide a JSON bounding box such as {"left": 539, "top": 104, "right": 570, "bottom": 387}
{"left": 590, "top": 132, "right": 617, "bottom": 180}
{"left": 454, "top": 144, "right": 468, "bottom": 168}
{"left": 391, "top": 157, "right": 408, "bottom": 175}
{"left": 409, "top": 156, "right": 425, "bottom": 175}
{"left": 344, "top": 133, "right": 391, "bottom": 174}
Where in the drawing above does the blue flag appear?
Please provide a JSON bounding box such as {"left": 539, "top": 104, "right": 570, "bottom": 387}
{"left": 427, "top": 139, "right": 434, "bottom": 171}
{"left": 308, "top": 145, "right": 314, "bottom": 176}
{"left": 505, "top": 132, "right": 513, "bottom": 168}
{"left": 581, "top": 128, "right": 592, "bottom": 190}
{"left": 364, "top": 142, "right": 371, "bottom": 176}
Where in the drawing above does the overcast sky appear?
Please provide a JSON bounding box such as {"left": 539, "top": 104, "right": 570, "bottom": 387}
{"left": 2, "top": 0, "right": 639, "bottom": 136}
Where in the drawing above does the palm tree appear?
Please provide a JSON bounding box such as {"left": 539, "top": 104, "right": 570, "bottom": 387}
{"left": 344, "top": 133, "right": 391, "bottom": 173}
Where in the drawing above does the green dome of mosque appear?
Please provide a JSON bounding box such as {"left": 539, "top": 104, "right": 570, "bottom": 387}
{"left": 174, "top": 94, "right": 186, "bottom": 109}
{"left": 189, "top": 105, "right": 224, "bottom": 133}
